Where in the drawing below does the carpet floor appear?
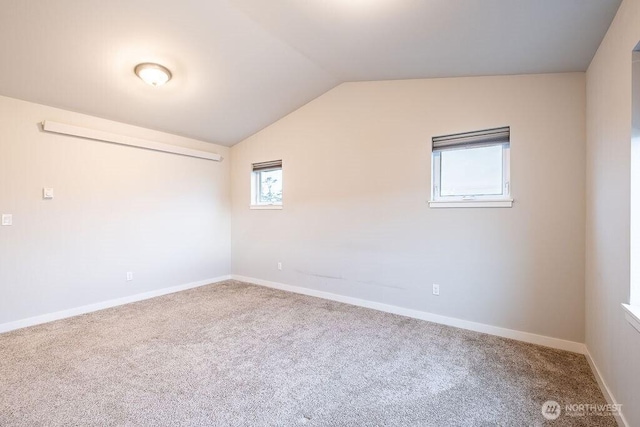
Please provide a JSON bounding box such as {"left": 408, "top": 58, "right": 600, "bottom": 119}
{"left": 0, "top": 280, "right": 615, "bottom": 426}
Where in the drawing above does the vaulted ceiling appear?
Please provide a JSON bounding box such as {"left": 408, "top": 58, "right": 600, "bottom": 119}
{"left": 0, "top": 0, "right": 621, "bottom": 146}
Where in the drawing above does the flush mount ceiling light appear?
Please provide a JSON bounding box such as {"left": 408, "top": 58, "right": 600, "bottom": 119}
{"left": 134, "top": 63, "right": 172, "bottom": 87}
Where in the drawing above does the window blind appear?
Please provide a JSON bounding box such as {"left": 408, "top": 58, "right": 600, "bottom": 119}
{"left": 432, "top": 126, "right": 510, "bottom": 151}
{"left": 252, "top": 160, "right": 282, "bottom": 172}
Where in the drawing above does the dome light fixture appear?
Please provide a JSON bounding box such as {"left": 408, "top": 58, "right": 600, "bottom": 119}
{"left": 134, "top": 63, "right": 172, "bottom": 87}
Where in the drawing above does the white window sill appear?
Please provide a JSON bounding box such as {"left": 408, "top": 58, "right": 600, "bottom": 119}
{"left": 250, "top": 205, "right": 282, "bottom": 210}
{"left": 622, "top": 304, "right": 640, "bottom": 334}
{"left": 428, "top": 199, "right": 513, "bottom": 208}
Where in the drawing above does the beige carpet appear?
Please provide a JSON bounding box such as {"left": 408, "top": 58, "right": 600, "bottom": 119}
{"left": 0, "top": 280, "right": 615, "bottom": 426}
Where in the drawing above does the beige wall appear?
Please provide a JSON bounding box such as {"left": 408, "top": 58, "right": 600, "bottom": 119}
{"left": 0, "top": 95, "right": 230, "bottom": 324}
{"left": 586, "top": 0, "right": 640, "bottom": 424}
{"left": 231, "top": 73, "right": 586, "bottom": 343}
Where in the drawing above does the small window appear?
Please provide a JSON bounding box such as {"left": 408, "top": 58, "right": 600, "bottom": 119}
{"left": 431, "top": 127, "right": 511, "bottom": 207}
{"left": 251, "top": 160, "right": 282, "bottom": 208}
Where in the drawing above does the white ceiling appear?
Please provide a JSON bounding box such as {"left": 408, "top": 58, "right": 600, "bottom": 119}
{"left": 0, "top": 0, "right": 621, "bottom": 146}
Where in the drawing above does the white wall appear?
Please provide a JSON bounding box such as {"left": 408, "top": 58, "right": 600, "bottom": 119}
{"left": 231, "top": 73, "right": 586, "bottom": 343}
{"left": 586, "top": 0, "right": 640, "bottom": 425}
{"left": 0, "top": 95, "right": 230, "bottom": 324}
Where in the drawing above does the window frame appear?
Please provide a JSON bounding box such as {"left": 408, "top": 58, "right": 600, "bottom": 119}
{"left": 432, "top": 142, "right": 511, "bottom": 201}
{"left": 430, "top": 142, "right": 512, "bottom": 208}
{"left": 250, "top": 163, "right": 283, "bottom": 209}
{"left": 625, "top": 45, "right": 640, "bottom": 332}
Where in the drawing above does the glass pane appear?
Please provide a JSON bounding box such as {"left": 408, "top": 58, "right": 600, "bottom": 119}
{"left": 259, "top": 169, "right": 282, "bottom": 204}
{"left": 440, "top": 145, "right": 503, "bottom": 196}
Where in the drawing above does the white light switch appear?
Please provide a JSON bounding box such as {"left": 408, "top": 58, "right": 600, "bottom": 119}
{"left": 43, "top": 188, "right": 54, "bottom": 199}
{"left": 1, "top": 214, "right": 12, "bottom": 226}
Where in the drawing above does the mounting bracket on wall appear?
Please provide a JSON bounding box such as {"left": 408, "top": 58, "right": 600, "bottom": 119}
{"left": 41, "top": 120, "right": 222, "bottom": 162}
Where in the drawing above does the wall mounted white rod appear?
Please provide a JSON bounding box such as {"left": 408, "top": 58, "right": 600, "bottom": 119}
{"left": 42, "top": 120, "right": 222, "bottom": 162}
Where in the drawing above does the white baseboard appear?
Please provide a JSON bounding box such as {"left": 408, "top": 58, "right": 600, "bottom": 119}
{"left": 0, "top": 275, "right": 231, "bottom": 334}
{"left": 585, "top": 350, "right": 628, "bottom": 427}
{"left": 231, "top": 274, "right": 587, "bottom": 354}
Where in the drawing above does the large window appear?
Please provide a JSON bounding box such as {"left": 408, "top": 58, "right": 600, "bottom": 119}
{"left": 626, "top": 47, "right": 640, "bottom": 331}
{"left": 431, "top": 127, "right": 511, "bottom": 207}
{"left": 251, "top": 160, "right": 282, "bottom": 208}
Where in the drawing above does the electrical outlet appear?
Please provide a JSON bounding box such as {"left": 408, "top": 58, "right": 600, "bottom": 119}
{"left": 43, "top": 188, "right": 54, "bottom": 199}
{"left": 432, "top": 284, "right": 440, "bottom": 296}
{"left": 277, "top": 262, "right": 282, "bottom": 271}
{"left": 126, "top": 272, "right": 133, "bottom": 281}
{"left": 1, "top": 214, "right": 12, "bottom": 226}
